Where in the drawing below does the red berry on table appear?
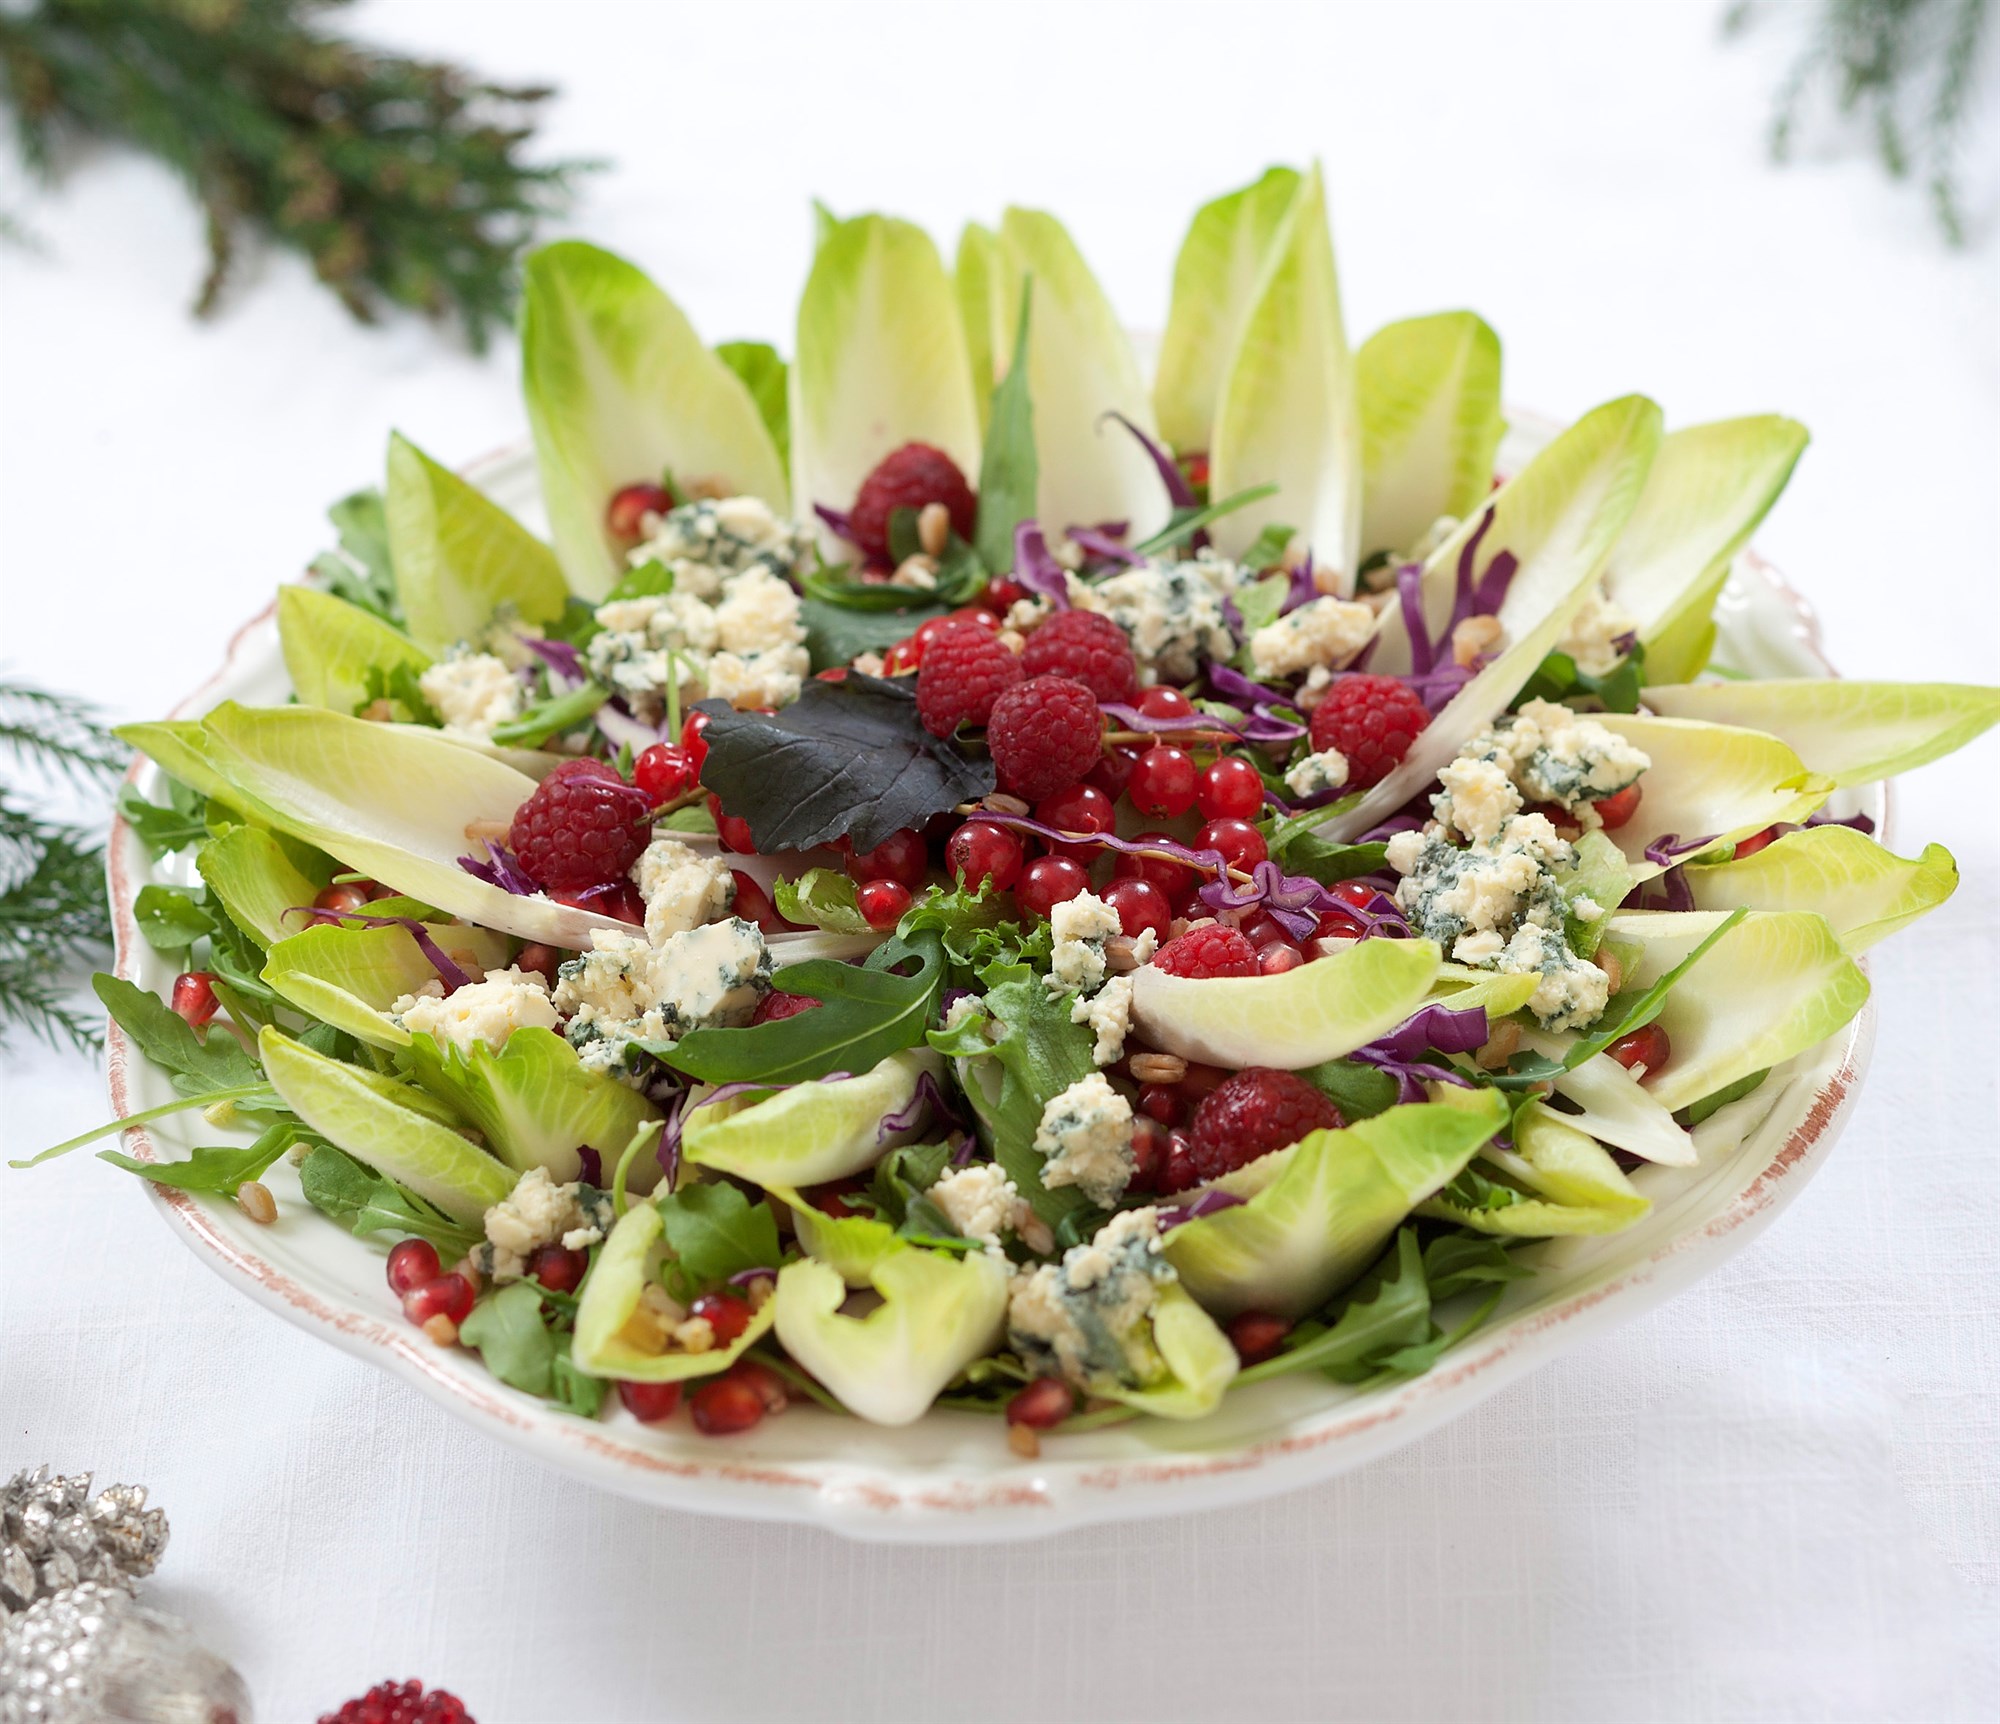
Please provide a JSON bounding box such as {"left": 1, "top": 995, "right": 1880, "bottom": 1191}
{"left": 170, "top": 970, "right": 218, "bottom": 1028}
{"left": 1227, "top": 1311, "right": 1291, "bottom": 1364}
{"left": 402, "top": 1272, "right": 475, "bottom": 1328}
{"left": 1592, "top": 780, "right": 1644, "bottom": 829}
{"left": 752, "top": 989, "right": 821, "bottom": 1024}
{"left": 1608, "top": 1024, "right": 1671, "bottom": 1077}
{"left": 318, "top": 1678, "right": 474, "bottom": 1724}
{"left": 1196, "top": 817, "right": 1268, "bottom": 872}
{"left": 1006, "top": 1377, "right": 1076, "bottom": 1429}
{"left": 1020, "top": 609, "right": 1137, "bottom": 703}
{"left": 849, "top": 442, "right": 978, "bottom": 565}
{"left": 1307, "top": 674, "right": 1432, "bottom": 789}
{"left": 527, "top": 1244, "right": 589, "bottom": 1294}
{"left": 690, "top": 1290, "right": 755, "bottom": 1347}
{"left": 986, "top": 675, "right": 1104, "bottom": 803}
{"left": 690, "top": 1374, "right": 767, "bottom": 1435}
{"left": 1136, "top": 685, "right": 1196, "bottom": 723}
{"left": 1153, "top": 924, "right": 1260, "bottom": 978}
{"left": 618, "top": 1379, "right": 684, "bottom": 1423}
{"left": 386, "top": 1237, "right": 441, "bottom": 1297}
{"left": 633, "top": 742, "right": 697, "bottom": 803}
{"left": 1187, "top": 1068, "right": 1343, "bottom": 1181}
{"left": 1102, "top": 877, "right": 1173, "bottom": 942}
{"left": 1016, "top": 854, "right": 1090, "bottom": 921}
{"left": 1129, "top": 745, "right": 1198, "bottom": 818}
{"left": 856, "top": 878, "right": 913, "bottom": 930}
{"left": 606, "top": 480, "right": 674, "bottom": 541}
{"left": 916, "top": 619, "right": 1025, "bottom": 736}
{"left": 946, "top": 819, "right": 1025, "bottom": 892}
{"left": 1112, "top": 835, "right": 1200, "bottom": 912}
{"left": 1196, "top": 754, "right": 1266, "bottom": 821}
{"left": 706, "top": 794, "right": 757, "bottom": 855}
{"left": 1034, "top": 782, "right": 1115, "bottom": 859}
{"left": 509, "top": 758, "right": 653, "bottom": 891}
{"left": 846, "top": 826, "right": 929, "bottom": 888}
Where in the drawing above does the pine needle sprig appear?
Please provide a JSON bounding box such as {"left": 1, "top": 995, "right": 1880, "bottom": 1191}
{"left": 1727, "top": 0, "right": 1993, "bottom": 244}
{"left": 0, "top": 0, "right": 592, "bottom": 348}
{"left": 0, "top": 677, "right": 127, "bottom": 1054}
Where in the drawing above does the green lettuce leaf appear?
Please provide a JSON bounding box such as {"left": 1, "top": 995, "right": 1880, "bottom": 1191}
{"left": 297, "top": 1143, "right": 482, "bottom": 1257}
{"left": 521, "top": 240, "right": 788, "bottom": 597}
{"left": 1685, "top": 827, "right": 1957, "bottom": 952}
{"left": 681, "top": 1048, "right": 943, "bottom": 1187}
{"left": 196, "top": 826, "right": 334, "bottom": 946}
{"left": 772, "top": 867, "right": 869, "bottom": 934}
{"left": 1092, "top": 1281, "right": 1241, "bottom": 1422}
{"left": 278, "top": 585, "right": 433, "bottom": 715}
{"left": 954, "top": 221, "right": 1006, "bottom": 434}
{"left": 713, "top": 339, "right": 790, "bottom": 471}
{"left": 1417, "top": 1101, "right": 1649, "bottom": 1236}
{"left": 655, "top": 1180, "right": 783, "bottom": 1285}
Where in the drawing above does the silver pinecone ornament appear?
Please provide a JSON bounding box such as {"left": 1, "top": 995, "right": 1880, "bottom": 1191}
{"left": 0, "top": 1582, "right": 251, "bottom": 1723}
{"left": 0, "top": 1470, "right": 169, "bottom": 1619}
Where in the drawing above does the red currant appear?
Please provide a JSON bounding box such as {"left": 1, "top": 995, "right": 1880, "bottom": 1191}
{"left": 690, "top": 1291, "right": 755, "bottom": 1347}
{"left": 1332, "top": 879, "right": 1377, "bottom": 908}
{"left": 1196, "top": 817, "right": 1268, "bottom": 872}
{"left": 984, "top": 579, "right": 1027, "bottom": 611}
{"left": 680, "top": 710, "right": 712, "bottom": 775}
{"left": 402, "top": 1273, "right": 474, "bottom": 1327}
{"left": 1102, "top": 877, "right": 1173, "bottom": 942}
{"left": 170, "top": 971, "right": 218, "bottom": 1028}
{"left": 1086, "top": 743, "right": 1141, "bottom": 801}
{"left": 729, "top": 871, "right": 788, "bottom": 933}
{"left": 857, "top": 878, "right": 913, "bottom": 930}
{"left": 527, "top": 1244, "right": 589, "bottom": 1293}
{"left": 708, "top": 794, "right": 756, "bottom": 854}
{"left": 1593, "top": 781, "right": 1644, "bottom": 829}
{"left": 1111, "top": 836, "right": 1200, "bottom": 913}
{"left": 1313, "top": 908, "right": 1364, "bottom": 940}
{"left": 946, "top": 820, "right": 1025, "bottom": 892}
{"left": 1129, "top": 745, "right": 1198, "bottom": 818}
{"left": 846, "top": 827, "right": 928, "bottom": 889}
{"left": 633, "top": 743, "right": 697, "bottom": 804}
{"left": 1197, "top": 756, "right": 1266, "bottom": 821}
{"left": 882, "top": 637, "right": 924, "bottom": 676}
{"left": 1034, "top": 782, "right": 1115, "bottom": 860}
{"left": 1238, "top": 910, "right": 1287, "bottom": 947}
{"left": 1136, "top": 686, "right": 1196, "bottom": 722}
{"left": 607, "top": 481, "right": 673, "bottom": 541}
{"left": 618, "top": 1379, "right": 683, "bottom": 1422}
{"left": 1017, "top": 855, "right": 1089, "bottom": 920}
{"left": 386, "top": 1238, "right": 441, "bottom": 1297}
{"left": 1608, "top": 1024, "right": 1671, "bottom": 1076}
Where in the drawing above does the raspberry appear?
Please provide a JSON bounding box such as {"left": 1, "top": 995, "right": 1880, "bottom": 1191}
{"left": 850, "top": 443, "right": 977, "bottom": 565}
{"left": 1152, "top": 924, "right": 1259, "bottom": 978}
{"left": 1019, "top": 609, "right": 1136, "bottom": 703}
{"left": 985, "top": 675, "right": 1103, "bottom": 802}
{"left": 752, "top": 990, "right": 821, "bottom": 1024}
{"left": 507, "top": 758, "right": 654, "bottom": 891}
{"left": 319, "top": 1679, "right": 473, "bottom": 1724}
{"left": 1187, "top": 1068, "right": 1343, "bottom": 1181}
{"left": 1307, "top": 675, "right": 1432, "bottom": 790}
{"left": 916, "top": 620, "right": 1024, "bottom": 736}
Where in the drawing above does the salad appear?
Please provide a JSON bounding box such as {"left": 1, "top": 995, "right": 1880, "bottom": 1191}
{"left": 28, "top": 164, "right": 1999, "bottom": 1453}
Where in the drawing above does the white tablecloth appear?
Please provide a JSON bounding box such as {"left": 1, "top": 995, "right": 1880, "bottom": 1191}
{"left": 4, "top": 4, "right": 1997, "bottom": 1718}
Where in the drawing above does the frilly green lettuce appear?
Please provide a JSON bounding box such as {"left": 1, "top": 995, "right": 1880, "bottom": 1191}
{"left": 680, "top": 1048, "right": 944, "bottom": 1187}
{"left": 773, "top": 1246, "right": 1009, "bottom": 1425}
{"left": 1685, "top": 827, "right": 1957, "bottom": 952}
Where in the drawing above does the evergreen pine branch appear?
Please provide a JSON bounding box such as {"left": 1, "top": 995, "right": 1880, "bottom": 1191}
{"left": 0, "top": 679, "right": 128, "bottom": 782}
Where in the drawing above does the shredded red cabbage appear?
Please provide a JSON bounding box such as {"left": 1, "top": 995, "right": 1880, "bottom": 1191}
{"left": 1805, "top": 810, "right": 1877, "bottom": 835}
{"left": 947, "top": 1130, "right": 978, "bottom": 1166}
{"left": 726, "top": 1264, "right": 780, "bottom": 1288}
{"left": 972, "top": 810, "right": 1231, "bottom": 885}
{"left": 1068, "top": 523, "right": 1144, "bottom": 568}
{"left": 1280, "top": 549, "right": 1317, "bottom": 615}
{"left": 595, "top": 700, "right": 669, "bottom": 755}
{"left": 283, "top": 905, "right": 474, "bottom": 992}
{"left": 1644, "top": 832, "right": 1721, "bottom": 866}
{"left": 1199, "top": 663, "right": 1309, "bottom": 743}
{"left": 1012, "top": 521, "right": 1070, "bottom": 606}
{"left": 575, "top": 1146, "right": 603, "bottom": 1186}
{"left": 1197, "top": 858, "right": 1407, "bottom": 943}
{"left": 1102, "top": 412, "right": 1197, "bottom": 509}
{"left": 813, "top": 502, "right": 860, "bottom": 545}
{"left": 877, "top": 1068, "right": 964, "bottom": 1145}
{"left": 458, "top": 840, "right": 542, "bottom": 896}
{"left": 1158, "top": 1189, "right": 1246, "bottom": 1229}
{"left": 1632, "top": 868, "right": 1696, "bottom": 912}
{"left": 522, "top": 636, "right": 587, "bottom": 687}
{"left": 1350, "top": 1002, "right": 1487, "bottom": 1102}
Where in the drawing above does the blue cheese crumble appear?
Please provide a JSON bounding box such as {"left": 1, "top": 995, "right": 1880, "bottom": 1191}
{"left": 626, "top": 495, "right": 812, "bottom": 600}
{"left": 1046, "top": 890, "right": 1124, "bottom": 995}
{"left": 476, "top": 1167, "right": 615, "bottom": 1281}
{"left": 418, "top": 650, "right": 523, "bottom": 739}
{"left": 1284, "top": 747, "right": 1350, "bottom": 799}
{"left": 1555, "top": 583, "right": 1640, "bottom": 678}
{"left": 1387, "top": 755, "right": 1610, "bottom": 1031}
{"left": 1071, "top": 973, "right": 1135, "bottom": 1067}
{"left": 391, "top": 966, "right": 557, "bottom": 1053}
{"left": 1247, "top": 596, "right": 1374, "bottom": 681}
{"left": 1007, "top": 1207, "right": 1174, "bottom": 1390}
{"left": 1033, "top": 1071, "right": 1135, "bottom": 1207}
{"left": 1468, "top": 698, "right": 1650, "bottom": 817}
{"left": 554, "top": 917, "right": 770, "bottom": 1073}
{"left": 631, "top": 836, "right": 735, "bottom": 943}
{"left": 928, "top": 1162, "right": 1033, "bottom": 1256}
{"left": 1079, "top": 559, "right": 1236, "bottom": 682}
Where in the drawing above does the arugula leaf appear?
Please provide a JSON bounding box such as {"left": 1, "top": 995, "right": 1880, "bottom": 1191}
{"left": 93, "top": 973, "right": 262, "bottom": 1095}
{"left": 655, "top": 1181, "right": 781, "bottom": 1288}
{"left": 117, "top": 778, "right": 208, "bottom": 857}
{"left": 867, "top": 1139, "right": 956, "bottom": 1226}
{"left": 1675, "top": 1067, "right": 1770, "bottom": 1127}
{"left": 134, "top": 884, "right": 216, "bottom": 952}
{"left": 358, "top": 660, "right": 440, "bottom": 726}
{"left": 696, "top": 680, "right": 994, "bottom": 854}
{"left": 662, "top": 931, "right": 944, "bottom": 1084}
{"left": 98, "top": 1119, "right": 295, "bottom": 1195}
{"left": 800, "top": 596, "right": 948, "bottom": 670}
{"left": 490, "top": 683, "right": 609, "bottom": 748}
{"left": 205, "top": 913, "right": 282, "bottom": 1007}
{"left": 310, "top": 487, "right": 401, "bottom": 624}
{"left": 773, "top": 867, "right": 869, "bottom": 934}
{"left": 714, "top": 340, "right": 791, "bottom": 470}
{"left": 660, "top": 801, "right": 717, "bottom": 836}
{"left": 1240, "top": 522, "right": 1298, "bottom": 571}
{"left": 975, "top": 285, "right": 1038, "bottom": 575}
{"left": 1514, "top": 640, "right": 1647, "bottom": 715}
{"left": 460, "top": 1281, "right": 560, "bottom": 1397}
{"left": 1242, "top": 1228, "right": 1434, "bottom": 1384}
{"left": 1564, "top": 907, "right": 1748, "bottom": 1070}
{"left": 1298, "top": 1058, "right": 1400, "bottom": 1121}
{"left": 1129, "top": 482, "right": 1279, "bottom": 558}
{"left": 550, "top": 1344, "right": 607, "bottom": 1417}
{"left": 1421, "top": 1230, "right": 1531, "bottom": 1302}
{"left": 298, "top": 1144, "right": 482, "bottom": 1256}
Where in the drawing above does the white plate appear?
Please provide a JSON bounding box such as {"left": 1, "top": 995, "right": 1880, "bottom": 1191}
{"left": 105, "top": 434, "right": 1883, "bottom": 1543}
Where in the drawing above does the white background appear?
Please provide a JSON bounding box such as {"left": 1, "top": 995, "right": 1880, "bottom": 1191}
{"left": 4, "top": 3, "right": 1999, "bottom": 1719}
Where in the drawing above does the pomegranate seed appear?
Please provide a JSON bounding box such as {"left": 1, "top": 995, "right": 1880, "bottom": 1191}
{"left": 690, "top": 1375, "right": 766, "bottom": 1435}
{"left": 1183, "top": 452, "right": 1211, "bottom": 490}
{"left": 386, "top": 1237, "right": 441, "bottom": 1296}
{"left": 1732, "top": 826, "right": 1780, "bottom": 859}
{"left": 1227, "top": 1311, "right": 1290, "bottom": 1364}
{"left": 1006, "top": 1377, "right": 1076, "bottom": 1429}
{"left": 1608, "top": 1023, "right": 1671, "bottom": 1077}
{"left": 1593, "top": 781, "right": 1643, "bottom": 829}
{"left": 1102, "top": 877, "right": 1173, "bottom": 942}
{"left": 1136, "top": 686, "right": 1196, "bottom": 722}
{"left": 170, "top": 971, "right": 219, "bottom": 1027}
{"left": 1197, "top": 755, "right": 1266, "bottom": 821}
{"left": 1239, "top": 910, "right": 1288, "bottom": 948}
{"left": 807, "top": 1175, "right": 869, "bottom": 1217}
{"left": 402, "top": 1273, "right": 474, "bottom": 1327}
{"left": 946, "top": 819, "right": 1025, "bottom": 892}
{"left": 881, "top": 637, "right": 923, "bottom": 676}
{"left": 1258, "top": 942, "right": 1306, "bottom": 975}
{"left": 313, "top": 881, "right": 373, "bottom": 916}
{"left": 607, "top": 481, "right": 673, "bottom": 540}
{"left": 727, "top": 1358, "right": 790, "bottom": 1414}
{"left": 1332, "top": 879, "right": 1377, "bottom": 908}
{"left": 1086, "top": 743, "right": 1142, "bottom": 801}
{"left": 1196, "top": 817, "right": 1267, "bottom": 872}
{"left": 618, "top": 1379, "right": 684, "bottom": 1422}
{"left": 1158, "top": 1130, "right": 1198, "bottom": 1194}
{"left": 690, "top": 1291, "right": 755, "bottom": 1346}
{"left": 729, "top": 871, "right": 789, "bottom": 933}
{"left": 633, "top": 742, "right": 698, "bottom": 803}
{"left": 680, "top": 710, "right": 712, "bottom": 775}
{"left": 707, "top": 794, "right": 757, "bottom": 854}
{"left": 846, "top": 827, "right": 929, "bottom": 888}
{"left": 1112, "top": 835, "right": 1199, "bottom": 912}
{"left": 985, "top": 579, "right": 1026, "bottom": 610}
{"left": 1129, "top": 745, "right": 1198, "bottom": 818}
{"left": 1016, "top": 855, "right": 1090, "bottom": 920}
{"left": 527, "top": 1244, "right": 589, "bottom": 1293}
{"left": 511, "top": 943, "right": 561, "bottom": 987}
{"left": 856, "top": 879, "right": 912, "bottom": 930}
{"left": 1313, "top": 908, "right": 1364, "bottom": 940}
{"left": 554, "top": 882, "right": 645, "bottom": 925}
{"left": 1128, "top": 1116, "right": 1169, "bottom": 1190}
{"left": 1034, "top": 782, "right": 1116, "bottom": 859}
{"left": 815, "top": 666, "right": 850, "bottom": 683}
{"left": 1179, "top": 1062, "right": 1230, "bottom": 1100}
{"left": 1139, "top": 1086, "right": 1184, "bottom": 1129}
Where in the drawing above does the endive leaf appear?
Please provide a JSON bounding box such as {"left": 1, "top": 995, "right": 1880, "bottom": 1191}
{"left": 954, "top": 221, "right": 1006, "bottom": 435}
{"left": 1417, "top": 1101, "right": 1648, "bottom": 1236}
{"left": 1093, "top": 1282, "right": 1240, "bottom": 1422}
{"left": 277, "top": 585, "right": 432, "bottom": 714}
{"left": 1685, "top": 828, "right": 1958, "bottom": 952}
{"left": 197, "top": 825, "right": 334, "bottom": 947}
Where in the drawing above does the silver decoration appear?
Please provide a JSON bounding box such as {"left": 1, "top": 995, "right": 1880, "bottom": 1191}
{"left": 0, "top": 1471, "right": 169, "bottom": 1622}
{"left": 0, "top": 1582, "right": 252, "bottom": 1723}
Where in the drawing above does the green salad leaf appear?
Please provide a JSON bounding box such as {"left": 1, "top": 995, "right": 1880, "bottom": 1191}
{"left": 681, "top": 1049, "right": 943, "bottom": 1187}
{"left": 1686, "top": 827, "right": 1957, "bottom": 952}
{"left": 278, "top": 585, "right": 433, "bottom": 716}
{"left": 460, "top": 1280, "right": 563, "bottom": 1397}
{"left": 298, "top": 1143, "right": 482, "bottom": 1257}
{"left": 773, "top": 867, "right": 870, "bottom": 934}
{"left": 714, "top": 340, "right": 790, "bottom": 470}
{"left": 94, "top": 973, "right": 261, "bottom": 1095}
{"left": 972, "top": 283, "right": 1038, "bottom": 576}
{"left": 656, "top": 1180, "right": 782, "bottom": 1287}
